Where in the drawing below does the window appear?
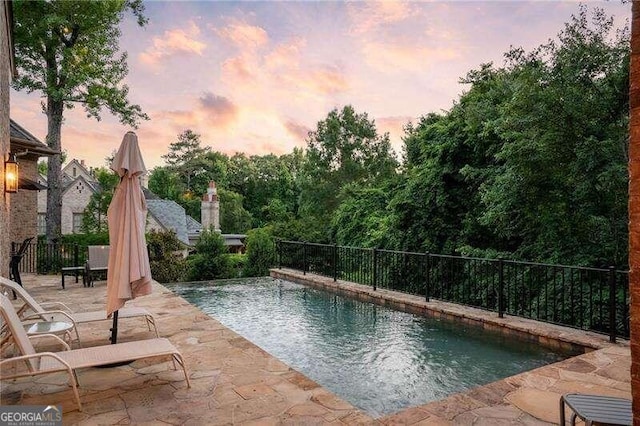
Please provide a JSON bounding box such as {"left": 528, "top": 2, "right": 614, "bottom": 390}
{"left": 73, "top": 167, "right": 77, "bottom": 177}
{"left": 37, "top": 214, "right": 46, "bottom": 235}
{"left": 72, "top": 213, "right": 83, "bottom": 233}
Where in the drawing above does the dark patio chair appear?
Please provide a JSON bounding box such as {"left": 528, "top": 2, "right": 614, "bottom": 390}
{"left": 8, "top": 237, "right": 34, "bottom": 298}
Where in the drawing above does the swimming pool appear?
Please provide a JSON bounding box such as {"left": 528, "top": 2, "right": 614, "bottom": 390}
{"left": 169, "top": 277, "right": 568, "bottom": 417}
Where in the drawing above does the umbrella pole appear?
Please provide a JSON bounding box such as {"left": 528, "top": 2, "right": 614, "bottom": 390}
{"left": 110, "top": 310, "right": 119, "bottom": 344}
{"left": 99, "top": 309, "right": 133, "bottom": 367}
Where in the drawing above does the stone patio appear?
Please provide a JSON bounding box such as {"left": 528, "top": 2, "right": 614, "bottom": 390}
{"left": 0, "top": 273, "right": 631, "bottom": 425}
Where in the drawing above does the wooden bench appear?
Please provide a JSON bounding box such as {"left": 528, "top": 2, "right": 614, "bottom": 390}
{"left": 85, "top": 246, "right": 110, "bottom": 287}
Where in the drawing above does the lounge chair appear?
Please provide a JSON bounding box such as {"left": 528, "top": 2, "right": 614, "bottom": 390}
{"left": 85, "top": 245, "right": 109, "bottom": 287}
{"left": 0, "top": 294, "right": 190, "bottom": 410}
{"left": 0, "top": 277, "right": 159, "bottom": 338}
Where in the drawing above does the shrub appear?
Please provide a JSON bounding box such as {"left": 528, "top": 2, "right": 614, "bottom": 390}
{"left": 227, "top": 253, "right": 247, "bottom": 278}
{"left": 147, "top": 230, "right": 188, "bottom": 283}
{"left": 187, "top": 229, "right": 233, "bottom": 280}
{"left": 243, "top": 227, "right": 276, "bottom": 277}
{"left": 59, "top": 232, "right": 110, "bottom": 246}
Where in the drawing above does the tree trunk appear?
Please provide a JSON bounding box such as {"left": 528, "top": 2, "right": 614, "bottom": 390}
{"left": 630, "top": 2, "right": 640, "bottom": 424}
{"left": 45, "top": 97, "right": 63, "bottom": 242}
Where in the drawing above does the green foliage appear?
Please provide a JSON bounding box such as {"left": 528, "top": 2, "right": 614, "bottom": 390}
{"left": 390, "top": 5, "right": 629, "bottom": 267}
{"left": 243, "top": 228, "right": 276, "bottom": 277}
{"left": 188, "top": 229, "right": 233, "bottom": 280}
{"left": 332, "top": 184, "right": 396, "bottom": 248}
{"left": 162, "top": 129, "right": 213, "bottom": 192}
{"left": 219, "top": 189, "right": 253, "bottom": 233}
{"left": 299, "top": 105, "right": 398, "bottom": 235}
{"left": 60, "top": 232, "right": 109, "bottom": 246}
{"left": 82, "top": 167, "right": 120, "bottom": 233}
{"left": 148, "top": 166, "right": 183, "bottom": 201}
{"left": 147, "top": 230, "right": 188, "bottom": 283}
{"left": 12, "top": 0, "right": 148, "bottom": 124}
{"left": 227, "top": 253, "right": 247, "bottom": 278}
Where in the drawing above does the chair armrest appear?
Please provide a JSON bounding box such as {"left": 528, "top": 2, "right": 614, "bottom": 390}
{"left": 0, "top": 351, "right": 74, "bottom": 376}
{"left": 39, "top": 301, "right": 73, "bottom": 313}
{"left": 28, "top": 333, "right": 71, "bottom": 351}
{"left": 22, "top": 310, "right": 78, "bottom": 327}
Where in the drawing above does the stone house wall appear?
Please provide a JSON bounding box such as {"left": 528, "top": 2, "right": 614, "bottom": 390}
{"left": 1, "top": 3, "right": 12, "bottom": 277}
{"left": 61, "top": 177, "right": 94, "bottom": 234}
{"left": 10, "top": 157, "right": 38, "bottom": 244}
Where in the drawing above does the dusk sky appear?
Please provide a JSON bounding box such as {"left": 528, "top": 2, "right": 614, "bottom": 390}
{"left": 10, "top": 1, "right": 632, "bottom": 170}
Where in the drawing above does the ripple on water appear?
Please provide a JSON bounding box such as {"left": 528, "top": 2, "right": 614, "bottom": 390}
{"left": 169, "top": 277, "right": 568, "bottom": 417}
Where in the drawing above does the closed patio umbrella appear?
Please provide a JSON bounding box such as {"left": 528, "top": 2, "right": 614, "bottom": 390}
{"left": 106, "top": 131, "right": 152, "bottom": 343}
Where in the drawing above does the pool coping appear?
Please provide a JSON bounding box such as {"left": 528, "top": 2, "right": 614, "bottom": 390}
{"left": 270, "top": 268, "right": 626, "bottom": 355}
{"left": 270, "top": 269, "right": 631, "bottom": 424}
{"left": 4, "top": 273, "right": 630, "bottom": 425}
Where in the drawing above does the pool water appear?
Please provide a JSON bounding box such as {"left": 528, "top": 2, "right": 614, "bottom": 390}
{"left": 169, "top": 277, "right": 567, "bottom": 417}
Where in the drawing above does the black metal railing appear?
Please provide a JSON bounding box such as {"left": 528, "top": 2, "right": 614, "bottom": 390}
{"left": 277, "top": 240, "right": 630, "bottom": 342}
{"left": 11, "top": 241, "right": 87, "bottom": 274}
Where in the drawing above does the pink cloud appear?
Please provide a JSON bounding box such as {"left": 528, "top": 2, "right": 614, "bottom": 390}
{"left": 215, "top": 20, "right": 268, "bottom": 49}
{"left": 221, "top": 56, "right": 255, "bottom": 83}
{"left": 265, "top": 38, "right": 306, "bottom": 69}
{"left": 198, "top": 92, "right": 238, "bottom": 125}
{"left": 284, "top": 120, "right": 310, "bottom": 141}
{"left": 154, "top": 92, "right": 239, "bottom": 133}
{"left": 139, "top": 22, "right": 206, "bottom": 66}
{"left": 349, "top": 1, "right": 417, "bottom": 34}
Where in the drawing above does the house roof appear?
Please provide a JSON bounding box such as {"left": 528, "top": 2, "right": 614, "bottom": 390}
{"left": 186, "top": 215, "right": 203, "bottom": 235}
{"left": 10, "top": 119, "right": 57, "bottom": 156}
{"left": 63, "top": 159, "right": 93, "bottom": 179}
{"left": 146, "top": 199, "right": 190, "bottom": 245}
{"left": 142, "top": 187, "right": 160, "bottom": 200}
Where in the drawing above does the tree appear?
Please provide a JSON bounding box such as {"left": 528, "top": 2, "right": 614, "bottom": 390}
{"left": 12, "top": 0, "right": 148, "bottom": 241}
{"left": 81, "top": 167, "right": 119, "bottom": 233}
{"left": 299, "top": 105, "right": 398, "bottom": 237}
{"left": 218, "top": 189, "right": 253, "bottom": 234}
{"left": 477, "top": 6, "right": 629, "bottom": 266}
{"left": 162, "top": 129, "right": 211, "bottom": 191}
{"left": 148, "top": 166, "right": 183, "bottom": 201}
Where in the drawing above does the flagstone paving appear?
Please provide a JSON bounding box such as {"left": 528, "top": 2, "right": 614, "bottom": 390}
{"left": 0, "top": 273, "right": 630, "bottom": 425}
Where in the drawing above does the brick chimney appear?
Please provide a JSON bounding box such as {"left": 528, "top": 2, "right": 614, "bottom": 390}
{"left": 201, "top": 181, "right": 220, "bottom": 232}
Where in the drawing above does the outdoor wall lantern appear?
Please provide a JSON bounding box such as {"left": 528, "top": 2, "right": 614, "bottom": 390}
{"left": 5, "top": 154, "right": 18, "bottom": 193}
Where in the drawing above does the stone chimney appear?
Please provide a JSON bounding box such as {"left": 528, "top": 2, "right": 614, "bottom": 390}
{"left": 201, "top": 181, "right": 220, "bottom": 232}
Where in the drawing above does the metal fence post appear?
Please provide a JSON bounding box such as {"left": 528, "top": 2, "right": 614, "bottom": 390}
{"left": 498, "top": 258, "right": 504, "bottom": 318}
{"left": 609, "top": 266, "right": 617, "bottom": 343}
{"left": 277, "top": 240, "right": 282, "bottom": 269}
{"left": 333, "top": 243, "right": 338, "bottom": 282}
{"left": 372, "top": 248, "right": 378, "bottom": 291}
{"left": 303, "top": 241, "right": 307, "bottom": 275}
{"left": 425, "top": 252, "right": 430, "bottom": 302}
